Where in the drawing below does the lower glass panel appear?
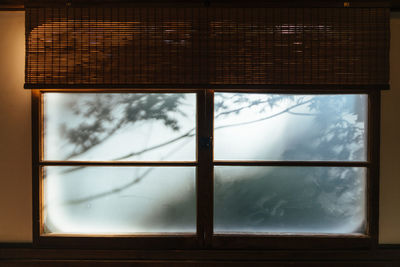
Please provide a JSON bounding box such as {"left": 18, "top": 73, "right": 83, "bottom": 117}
{"left": 43, "top": 166, "right": 196, "bottom": 234}
{"left": 214, "top": 166, "right": 366, "bottom": 234}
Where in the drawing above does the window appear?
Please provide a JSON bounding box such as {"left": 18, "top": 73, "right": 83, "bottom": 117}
{"left": 26, "top": 4, "right": 388, "bottom": 250}
{"left": 32, "top": 89, "right": 378, "bottom": 249}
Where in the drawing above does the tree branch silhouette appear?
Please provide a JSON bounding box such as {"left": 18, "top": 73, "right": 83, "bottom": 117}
{"left": 62, "top": 94, "right": 186, "bottom": 160}
{"left": 65, "top": 119, "right": 127, "bottom": 160}
{"left": 60, "top": 136, "right": 194, "bottom": 206}
{"left": 63, "top": 168, "right": 152, "bottom": 205}
{"left": 61, "top": 98, "right": 313, "bottom": 175}
{"left": 57, "top": 94, "right": 365, "bottom": 213}
{"left": 46, "top": 94, "right": 367, "bottom": 234}
{"left": 215, "top": 99, "right": 312, "bottom": 130}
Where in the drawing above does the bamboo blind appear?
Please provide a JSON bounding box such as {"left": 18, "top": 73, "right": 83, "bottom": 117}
{"left": 24, "top": 7, "right": 390, "bottom": 88}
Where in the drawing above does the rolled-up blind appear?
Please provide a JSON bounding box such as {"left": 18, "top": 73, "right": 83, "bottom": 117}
{"left": 25, "top": 5, "right": 390, "bottom": 89}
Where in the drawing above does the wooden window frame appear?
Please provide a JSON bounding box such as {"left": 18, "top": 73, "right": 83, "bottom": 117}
{"left": 31, "top": 87, "right": 380, "bottom": 250}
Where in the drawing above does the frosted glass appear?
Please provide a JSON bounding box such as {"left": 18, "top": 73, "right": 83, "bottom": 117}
{"left": 43, "top": 166, "right": 196, "bottom": 234}
{"left": 214, "top": 94, "right": 367, "bottom": 161}
{"left": 44, "top": 93, "right": 196, "bottom": 161}
{"left": 214, "top": 166, "right": 366, "bottom": 234}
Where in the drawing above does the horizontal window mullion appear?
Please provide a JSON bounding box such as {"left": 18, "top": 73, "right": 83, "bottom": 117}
{"left": 210, "top": 234, "right": 372, "bottom": 250}
{"left": 37, "top": 235, "right": 199, "bottom": 249}
{"left": 37, "top": 88, "right": 201, "bottom": 93}
{"left": 27, "top": 84, "right": 388, "bottom": 91}
{"left": 212, "top": 86, "right": 386, "bottom": 93}
{"left": 39, "top": 161, "right": 198, "bottom": 166}
{"left": 213, "top": 161, "right": 370, "bottom": 167}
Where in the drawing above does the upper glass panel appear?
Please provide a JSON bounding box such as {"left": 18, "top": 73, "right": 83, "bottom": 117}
{"left": 43, "top": 93, "right": 196, "bottom": 161}
{"left": 214, "top": 93, "right": 367, "bottom": 161}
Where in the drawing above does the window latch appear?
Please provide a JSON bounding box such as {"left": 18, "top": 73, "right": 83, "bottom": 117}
{"left": 199, "top": 136, "right": 213, "bottom": 149}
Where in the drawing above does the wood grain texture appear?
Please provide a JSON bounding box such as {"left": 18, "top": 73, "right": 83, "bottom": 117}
{"left": 0, "top": 260, "right": 399, "bottom": 267}
{"left": 1, "top": 245, "right": 400, "bottom": 266}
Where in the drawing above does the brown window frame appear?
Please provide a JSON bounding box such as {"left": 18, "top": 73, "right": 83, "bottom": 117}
{"left": 31, "top": 87, "right": 380, "bottom": 250}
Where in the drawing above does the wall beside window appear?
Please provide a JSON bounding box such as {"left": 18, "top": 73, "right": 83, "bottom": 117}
{"left": 380, "top": 11, "right": 400, "bottom": 245}
{"left": 0, "top": 10, "right": 399, "bottom": 244}
{"left": 0, "top": 11, "right": 31, "bottom": 243}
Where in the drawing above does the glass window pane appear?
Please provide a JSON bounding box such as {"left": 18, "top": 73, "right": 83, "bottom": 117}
{"left": 214, "top": 166, "right": 366, "bottom": 234}
{"left": 44, "top": 93, "right": 196, "bottom": 161}
{"left": 43, "top": 166, "right": 196, "bottom": 234}
{"left": 214, "top": 94, "right": 367, "bottom": 161}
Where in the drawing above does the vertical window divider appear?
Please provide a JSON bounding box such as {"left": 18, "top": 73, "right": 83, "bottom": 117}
{"left": 197, "top": 89, "right": 214, "bottom": 248}
{"left": 368, "top": 89, "right": 381, "bottom": 248}
{"left": 31, "top": 90, "right": 41, "bottom": 247}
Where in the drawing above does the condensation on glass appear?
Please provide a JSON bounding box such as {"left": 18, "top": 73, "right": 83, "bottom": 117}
{"left": 43, "top": 167, "right": 196, "bottom": 234}
{"left": 43, "top": 93, "right": 196, "bottom": 161}
{"left": 214, "top": 93, "right": 368, "bottom": 161}
{"left": 214, "top": 166, "right": 366, "bottom": 234}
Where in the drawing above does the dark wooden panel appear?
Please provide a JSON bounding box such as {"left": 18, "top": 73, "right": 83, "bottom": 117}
{"left": 211, "top": 235, "right": 372, "bottom": 249}
{"left": 1, "top": 260, "right": 399, "bottom": 267}
{"left": 1, "top": 245, "right": 400, "bottom": 261}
